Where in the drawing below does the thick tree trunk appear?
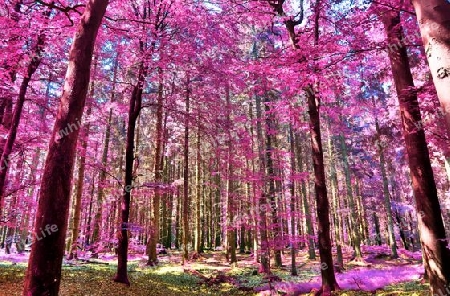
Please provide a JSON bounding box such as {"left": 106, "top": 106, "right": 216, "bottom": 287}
{"left": 411, "top": 0, "right": 450, "bottom": 135}
{"left": 382, "top": 11, "right": 450, "bottom": 295}
{"left": 23, "top": 1, "right": 108, "bottom": 294}
{"left": 70, "top": 56, "right": 97, "bottom": 259}
{"left": 0, "top": 100, "right": 5, "bottom": 125}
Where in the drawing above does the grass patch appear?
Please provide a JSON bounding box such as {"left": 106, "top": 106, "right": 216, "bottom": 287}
{"left": 0, "top": 260, "right": 429, "bottom": 296}
{"left": 0, "top": 261, "right": 255, "bottom": 296}
{"left": 332, "top": 280, "right": 429, "bottom": 296}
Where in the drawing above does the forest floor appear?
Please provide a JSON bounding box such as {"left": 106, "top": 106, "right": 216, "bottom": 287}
{"left": 0, "top": 245, "right": 429, "bottom": 295}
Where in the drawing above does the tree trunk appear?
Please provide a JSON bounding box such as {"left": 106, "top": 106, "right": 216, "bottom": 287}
{"left": 114, "top": 59, "right": 146, "bottom": 285}
{"left": 264, "top": 96, "right": 283, "bottom": 268}
{"left": 182, "top": 76, "right": 190, "bottom": 264}
{"left": 372, "top": 212, "right": 382, "bottom": 246}
{"left": 306, "top": 86, "right": 339, "bottom": 293}
{"left": 195, "top": 123, "right": 203, "bottom": 254}
{"left": 289, "top": 125, "right": 298, "bottom": 276}
{"left": 382, "top": 11, "right": 450, "bottom": 295}
{"left": 338, "top": 133, "right": 362, "bottom": 260}
{"left": 411, "top": 0, "right": 450, "bottom": 135}
{"left": 248, "top": 101, "right": 260, "bottom": 262}
{"left": 147, "top": 69, "right": 164, "bottom": 265}
{"left": 23, "top": 1, "right": 108, "bottom": 294}
{"left": 296, "top": 133, "right": 316, "bottom": 260}
{"left": 326, "top": 121, "right": 344, "bottom": 269}
{"left": 375, "top": 117, "right": 398, "bottom": 258}
{"left": 175, "top": 183, "right": 180, "bottom": 250}
{"left": 255, "top": 95, "right": 270, "bottom": 273}
{"left": 91, "top": 54, "right": 117, "bottom": 257}
{"left": 0, "top": 32, "right": 45, "bottom": 209}
{"left": 68, "top": 150, "right": 87, "bottom": 260}
{"left": 226, "top": 85, "right": 237, "bottom": 266}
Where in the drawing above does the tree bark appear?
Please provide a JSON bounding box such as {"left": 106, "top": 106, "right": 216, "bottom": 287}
{"left": 91, "top": 54, "right": 118, "bottom": 257}
{"left": 225, "top": 85, "right": 237, "bottom": 266}
{"left": 338, "top": 133, "right": 362, "bottom": 260}
{"left": 326, "top": 121, "right": 344, "bottom": 269}
{"left": 289, "top": 124, "right": 298, "bottom": 276}
{"left": 263, "top": 96, "right": 283, "bottom": 268}
{"left": 255, "top": 95, "right": 270, "bottom": 273}
{"left": 114, "top": 59, "right": 146, "bottom": 285}
{"left": 23, "top": 0, "right": 108, "bottom": 294}
{"left": 147, "top": 68, "right": 164, "bottom": 265}
{"left": 295, "top": 132, "right": 316, "bottom": 260}
{"left": 182, "top": 76, "right": 190, "bottom": 263}
{"left": 195, "top": 120, "right": 203, "bottom": 254}
{"left": 306, "top": 86, "right": 339, "bottom": 293}
{"left": 411, "top": 0, "right": 450, "bottom": 135}
{"left": 374, "top": 116, "right": 398, "bottom": 258}
{"left": 382, "top": 11, "right": 450, "bottom": 295}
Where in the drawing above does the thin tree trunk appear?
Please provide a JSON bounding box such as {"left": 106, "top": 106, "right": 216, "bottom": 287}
{"left": 373, "top": 212, "right": 382, "bottom": 246}
{"left": 0, "top": 32, "right": 45, "bottom": 209}
{"left": 195, "top": 123, "right": 203, "bottom": 254}
{"left": 182, "top": 76, "right": 190, "bottom": 264}
{"left": 147, "top": 68, "right": 164, "bottom": 265}
{"left": 375, "top": 116, "right": 398, "bottom": 258}
{"left": 91, "top": 53, "right": 118, "bottom": 257}
{"left": 264, "top": 96, "right": 282, "bottom": 268}
{"left": 289, "top": 125, "right": 298, "bottom": 276}
{"left": 338, "top": 133, "right": 362, "bottom": 260}
{"left": 255, "top": 95, "right": 270, "bottom": 273}
{"left": 175, "top": 181, "right": 180, "bottom": 250}
{"left": 68, "top": 153, "right": 87, "bottom": 260}
{"left": 303, "top": 2, "right": 338, "bottom": 292}
{"left": 114, "top": 58, "right": 146, "bottom": 285}
{"left": 326, "top": 121, "right": 344, "bottom": 269}
{"left": 248, "top": 101, "right": 260, "bottom": 263}
{"left": 226, "top": 85, "right": 237, "bottom": 266}
{"left": 295, "top": 133, "right": 316, "bottom": 259}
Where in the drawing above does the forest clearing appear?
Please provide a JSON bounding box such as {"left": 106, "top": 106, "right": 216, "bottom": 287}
{"left": 1, "top": 0, "right": 450, "bottom": 295}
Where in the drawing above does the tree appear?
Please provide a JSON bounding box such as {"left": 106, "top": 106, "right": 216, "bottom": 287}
{"left": 381, "top": 9, "right": 450, "bottom": 295}
{"left": 114, "top": 56, "right": 146, "bottom": 285}
{"left": 410, "top": 0, "right": 450, "bottom": 134}
{"left": 23, "top": 0, "right": 109, "bottom": 293}
{"left": 0, "top": 30, "right": 45, "bottom": 209}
